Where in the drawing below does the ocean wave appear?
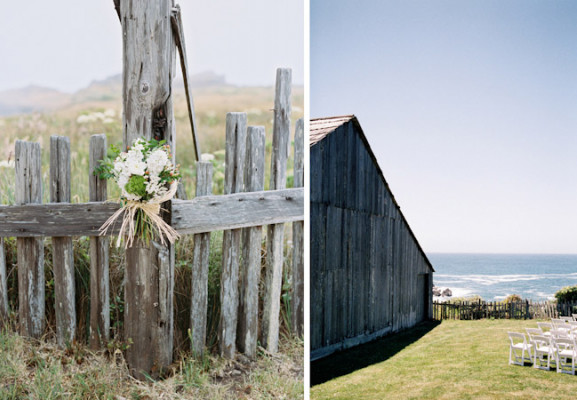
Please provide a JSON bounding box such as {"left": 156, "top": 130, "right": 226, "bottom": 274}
{"left": 434, "top": 272, "right": 577, "bottom": 286}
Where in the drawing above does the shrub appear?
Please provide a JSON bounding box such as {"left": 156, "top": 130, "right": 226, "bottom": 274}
{"left": 504, "top": 294, "right": 523, "bottom": 304}
{"left": 554, "top": 286, "right": 577, "bottom": 302}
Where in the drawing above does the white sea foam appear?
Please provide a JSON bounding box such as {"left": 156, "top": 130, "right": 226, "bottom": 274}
{"left": 434, "top": 272, "right": 577, "bottom": 286}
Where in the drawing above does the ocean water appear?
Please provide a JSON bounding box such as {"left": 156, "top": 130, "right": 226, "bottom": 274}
{"left": 428, "top": 253, "right": 577, "bottom": 301}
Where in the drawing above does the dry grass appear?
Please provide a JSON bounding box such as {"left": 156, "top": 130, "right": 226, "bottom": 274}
{"left": 311, "top": 319, "right": 577, "bottom": 400}
{"left": 0, "top": 328, "right": 303, "bottom": 399}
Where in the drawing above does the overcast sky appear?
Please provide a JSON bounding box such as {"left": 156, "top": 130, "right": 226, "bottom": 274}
{"left": 311, "top": 0, "right": 577, "bottom": 254}
{"left": 0, "top": 0, "right": 304, "bottom": 92}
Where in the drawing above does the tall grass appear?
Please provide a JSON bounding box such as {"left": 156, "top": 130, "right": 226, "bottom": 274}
{"left": 0, "top": 326, "right": 303, "bottom": 399}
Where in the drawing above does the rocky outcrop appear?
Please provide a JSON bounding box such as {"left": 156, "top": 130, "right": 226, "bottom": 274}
{"left": 433, "top": 286, "right": 452, "bottom": 297}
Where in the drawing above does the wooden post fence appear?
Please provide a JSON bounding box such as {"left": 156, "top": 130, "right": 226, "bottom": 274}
{"left": 15, "top": 140, "right": 44, "bottom": 338}
{"left": 262, "top": 68, "right": 292, "bottom": 353}
{"left": 89, "top": 134, "right": 110, "bottom": 349}
{"left": 50, "top": 136, "right": 76, "bottom": 347}
{"left": 0, "top": 75, "right": 302, "bottom": 380}
{"left": 0, "top": 235, "right": 6, "bottom": 329}
{"left": 121, "top": 0, "right": 176, "bottom": 379}
{"left": 190, "top": 161, "right": 213, "bottom": 357}
{"left": 433, "top": 300, "right": 577, "bottom": 320}
{"left": 219, "top": 113, "right": 247, "bottom": 358}
{"left": 237, "top": 125, "right": 266, "bottom": 357}
{"left": 292, "top": 118, "right": 304, "bottom": 336}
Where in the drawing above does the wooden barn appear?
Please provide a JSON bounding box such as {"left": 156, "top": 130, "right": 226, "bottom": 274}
{"left": 310, "top": 115, "right": 434, "bottom": 360}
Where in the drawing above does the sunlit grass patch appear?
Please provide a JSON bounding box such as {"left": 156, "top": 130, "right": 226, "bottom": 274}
{"left": 311, "top": 319, "right": 577, "bottom": 400}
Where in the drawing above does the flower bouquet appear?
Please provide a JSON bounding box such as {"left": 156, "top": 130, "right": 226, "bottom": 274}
{"left": 96, "top": 138, "right": 181, "bottom": 248}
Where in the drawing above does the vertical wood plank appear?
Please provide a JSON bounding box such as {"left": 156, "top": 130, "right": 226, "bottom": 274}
{"left": 0, "top": 238, "right": 7, "bottom": 328}
{"left": 121, "top": 0, "right": 176, "bottom": 380}
{"left": 291, "top": 118, "right": 305, "bottom": 336}
{"left": 0, "top": 170, "right": 6, "bottom": 327}
{"left": 50, "top": 136, "right": 76, "bottom": 347}
{"left": 15, "top": 140, "right": 44, "bottom": 338}
{"left": 190, "top": 161, "right": 213, "bottom": 357}
{"left": 219, "top": 112, "right": 247, "bottom": 358}
{"left": 237, "top": 126, "right": 265, "bottom": 357}
{"left": 262, "top": 68, "right": 291, "bottom": 353}
{"left": 291, "top": 118, "right": 304, "bottom": 336}
{"left": 89, "top": 134, "right": 110, "bottom": 349}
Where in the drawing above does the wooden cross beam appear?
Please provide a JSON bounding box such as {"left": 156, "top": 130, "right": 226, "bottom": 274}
{"left": 0, "top": 188, "right": 303, "bottom": 237}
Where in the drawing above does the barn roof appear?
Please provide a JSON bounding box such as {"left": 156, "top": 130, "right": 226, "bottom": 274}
{"left": 310, "top": 115, "right": 434, "bottom": 272}
{"left": 310, "top": 115, "right": 355, "bottom": 146}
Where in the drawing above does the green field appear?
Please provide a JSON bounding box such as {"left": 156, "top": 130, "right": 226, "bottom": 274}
{"left": 311, "top": 319, "right": 577, "bottom": 400}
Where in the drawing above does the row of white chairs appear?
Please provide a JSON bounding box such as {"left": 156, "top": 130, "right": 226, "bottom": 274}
{"left": 539, "top": 319, "right": 577, "bottom": 338}
{"left": 508, "top": 326, "right": 577, "bottom": 375}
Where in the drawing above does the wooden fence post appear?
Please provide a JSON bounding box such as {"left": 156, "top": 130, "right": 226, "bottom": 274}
{"left": 15, "top": 140, "right": 44, "bottom": 338}
{"left": 219, "top": 112, "right": 247, "bottom": 358}
{"left": 237, "top": 126, "right": 265, "bottom": 357}
{"left": 262, "top": 68, "right": 292, "bottom": 352}
{"left": 120, "top": 0, "right": 176, "bottom": 379}
{"left": 0, "top": 236, "right": 6, "bottom": 328}
{"left": 50, "top": 136, "right": 76, "bottom": 347}
{"left": 291, "top": 118, "right": 304, "bottom": 336}
{"left": 190, "top": 161, "right": 213, "bottom": 357}
{"left": 89, "top": 134, "right": 110, "bottom": 349}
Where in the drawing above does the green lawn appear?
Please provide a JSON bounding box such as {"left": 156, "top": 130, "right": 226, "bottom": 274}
{"left": 311, "top": 319, "right": 577, "bottom": 400}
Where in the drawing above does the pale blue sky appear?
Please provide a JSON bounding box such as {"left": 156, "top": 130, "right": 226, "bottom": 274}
{"left": 0, "top": 0, "right": 304, "bottom": 92}
{"left": 311, "top": 0, "right": 577, "bottom": 254}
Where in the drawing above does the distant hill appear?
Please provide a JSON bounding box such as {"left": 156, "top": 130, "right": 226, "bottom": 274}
{"left": 0, "top": 86, "right": 72, "bottom": 116}
{"left": 0, "top": 71, "right": 228, "bottom": 117}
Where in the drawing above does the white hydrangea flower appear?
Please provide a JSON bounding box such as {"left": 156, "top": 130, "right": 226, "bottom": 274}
{"left": 147, "top": 149, "right": 169, "bottom": 175}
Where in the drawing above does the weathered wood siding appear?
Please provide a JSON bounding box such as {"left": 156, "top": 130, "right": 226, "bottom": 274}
{"left": 310, "top": 118, "right": 433, "bottom": 359}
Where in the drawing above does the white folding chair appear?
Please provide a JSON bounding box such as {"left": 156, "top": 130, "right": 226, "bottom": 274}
{"left": 531, "top": 334, "right": 556, "bottom": 371}
{"left": 553, "top": 337, "right": 577, "bottom": 375}
{"left": 508, "top": 332, "right": 533, "bottom": 366}
{"left": 537, "top": 322, "right": 553, "bottom": 337}
{"left": 552, "top": 319, "right": 572, "bottom": 334}
{"left": 526, "top": 328, "right": 542, "bottom": 342}
{"left": 550, "top": 329, "right": 569, "bottom": 339}
{"left": 559, "top": 316, "right": 573, "bottom": 323}
{"left": 572, "top": 313, "right": 577, "bottom": 321}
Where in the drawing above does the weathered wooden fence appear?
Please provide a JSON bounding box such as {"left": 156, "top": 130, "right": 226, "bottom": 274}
{"left": 0, "top": 70, "right": 303, "bottom": 379}
{"left": 433, "top": 300, "right": 577, "bottom": 320}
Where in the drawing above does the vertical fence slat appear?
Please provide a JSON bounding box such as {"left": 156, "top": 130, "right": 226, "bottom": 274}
{"left": 219, "top": 112, "right": 247, "bottom": 358}
{"left": 15, "top": 140, "right": 44, "bottom": 338}
{"left": 0, "top": 237, "right": 7, "bottom": 328}
{"left": 262, "top": 68, "right": 292, "bottom": 353}
{"left": 50, "top": 136, "right": 76, "bottom": 347}
{"left": 190, "top": 161, "right": 213, "bottom": 357}
{"left": 237, "top": 126, "right": 265, "bottom": 357}
{"left": 291, "top": 118, "right": 304, "bottom": 336}
{"left": 89, "top": 134, "right": 110, "bottom": 349}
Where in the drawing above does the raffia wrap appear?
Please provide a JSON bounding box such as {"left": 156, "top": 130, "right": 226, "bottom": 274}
{"left": 99, "top": 182, "right": 180, "bottom": 249}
